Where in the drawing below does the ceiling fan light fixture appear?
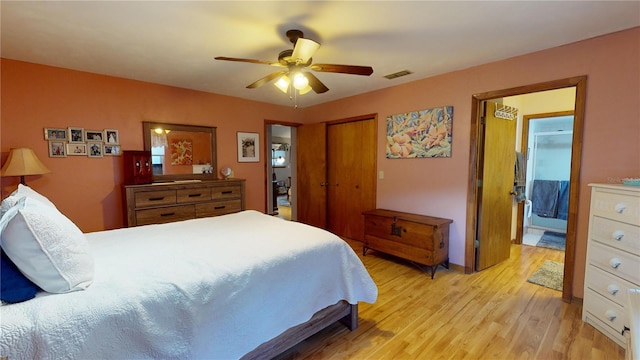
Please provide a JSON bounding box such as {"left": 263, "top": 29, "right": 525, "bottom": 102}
{"left": 298, "top": 84, "right": 313, "bottom": 95}
{"left": 292, "top": 72, "right": 309, "bottom": 90}
{"left": 275, "top": 75, "right": 290, "bottom": 93}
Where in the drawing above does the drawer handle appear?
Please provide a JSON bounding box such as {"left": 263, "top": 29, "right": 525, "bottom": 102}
{"left": 612, "top": 230, "right": 624, "bottom": 241}
{"left": 614, "top": 203, "right": 626, "bottom": 213}
{"left": 221, "top": 191, "right": 233, "bottom": 194}
{"left": 605, "top": 310, "right": 617, "bottom": 322}
{"left": 607, "top": 284, "right": 619, "bottom": 295}
{"left": 609, "top": 258, "right": 622, "bottom": 269}
{"left": 188, "top": 193, "right": 203, "bottom": 198}
{"left": 149, "top": 197, "right": 165, "bottom": 201}
{"left": 160, "top": 212, "right": 175, "bottom": 217}
{"left": 214, "top": 206, "right": 226, "bottom": 210}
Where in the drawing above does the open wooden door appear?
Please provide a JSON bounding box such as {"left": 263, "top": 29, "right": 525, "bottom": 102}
{"left": 476, "top": 101, "right": 517, "bottom": 270}
{"left": 296, "top": 122, "right": 327, "bottom": 228}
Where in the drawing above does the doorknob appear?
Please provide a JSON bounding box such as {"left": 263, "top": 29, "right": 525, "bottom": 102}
{"left": 320, "top": 182, "right": 328, "bottom": 186}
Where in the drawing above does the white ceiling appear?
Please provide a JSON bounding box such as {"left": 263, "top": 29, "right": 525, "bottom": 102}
{"left": 2, "top": 1, "right": 639, "bottom": 108}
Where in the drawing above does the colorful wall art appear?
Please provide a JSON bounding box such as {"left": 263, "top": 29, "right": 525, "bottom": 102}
{"left": 386, "top": 106, "right": 453, "bottom": 158}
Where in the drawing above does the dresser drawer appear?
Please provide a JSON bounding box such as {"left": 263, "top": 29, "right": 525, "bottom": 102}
{"left": 134, "top": 190, "right": 176, "bottom": 208}
{"left": 195, "top": 199, "right": 242, "bottom": 217}
{"left": 592, "top": 188, "right": 640, "bottom": 226}
{"left": 135, "top": 204, "right": 195, "bottom": 226}
{"left": 364, "top": 214, "right": 435, "bottom": 249}
{"left": 586, "top": 264, "right": 638, "bottom": 307}
{"left": 213, "top": 185, "right": 242, "bottom": 200}
{"left": 588, "top": 242, "right": 640, "bottom": 284}
{"left": 177, "top": 187, "right": 212, "bottom": 203}
{"left": 591, "top": 216, "right": 640, "bottom": 255}
{"left": 583, "top": 288, "right": 628, "bottom": 346}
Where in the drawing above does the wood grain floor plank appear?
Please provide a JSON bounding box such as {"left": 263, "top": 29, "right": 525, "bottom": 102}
{"left": 282, "top": 240, "right": 625, "bottom": 359}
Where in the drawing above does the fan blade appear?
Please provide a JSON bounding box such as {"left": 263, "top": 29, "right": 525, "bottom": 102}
{"left": 215, "top": 56, "right": 285, "bottom": 67}
{"left": 291, "top": 38, "right": 320, "bottom": 64}
{"left": 310, "top": 63, "right": 373, "bottom": 76}
{"left": 303, "top": 72, "right": 329, "bottom": 94}
{"left": 246, "top": 70, "right": 288, "bottom": 89}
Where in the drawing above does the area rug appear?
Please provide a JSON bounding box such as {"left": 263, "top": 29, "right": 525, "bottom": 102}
{"left": 536, "top": 231, "right": 566, "bottom": 251}
{"left": 527, "top": 260, "right": 564, "bottom": 291}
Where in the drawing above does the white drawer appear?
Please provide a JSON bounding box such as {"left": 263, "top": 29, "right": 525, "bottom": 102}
{"left": 591, "top": 216, "right": 640, "bottom": 255}
{"left": 583, "top": 288, "right": 628, "bottom": 345}
{"left": 588, "top": 242, "right": 640, "bottom": 285}
{"left": 586, "top": 264, "right": 638, "bottom": 307}
{"left": 591, "top": 188, "right": 640, "bottom": 226}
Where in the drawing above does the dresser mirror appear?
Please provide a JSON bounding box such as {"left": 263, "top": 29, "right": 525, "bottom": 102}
{"left": 143, "top": 121, "right": 217, "bottom": 182}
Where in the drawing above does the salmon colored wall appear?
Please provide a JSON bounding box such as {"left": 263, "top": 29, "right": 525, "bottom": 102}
{"left": 1, "top": 59, "right": 297, "bottom": 232}
{"left": 300, "top": 27, "right": 640, "bottom": 298}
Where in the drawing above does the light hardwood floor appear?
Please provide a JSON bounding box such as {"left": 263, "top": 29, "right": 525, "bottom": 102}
{"left": 283, "top": 240, "right": 625, "bottom": 359}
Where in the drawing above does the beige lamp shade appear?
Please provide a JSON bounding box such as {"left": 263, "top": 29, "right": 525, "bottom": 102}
{"left": 1, "top": 148, "right": 51, "bottom": 184}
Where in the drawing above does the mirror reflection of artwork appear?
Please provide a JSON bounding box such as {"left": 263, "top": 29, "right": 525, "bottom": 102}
{"left": 170, "top": 139, "right": 193, "bottom": 165}
{"left": 386, "top": 106, "right": 453, "bottom": 158}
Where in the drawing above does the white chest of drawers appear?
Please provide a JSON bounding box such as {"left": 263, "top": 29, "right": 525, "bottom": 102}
{"left": 583, "top": 183, "right": 640, "bottom": 349}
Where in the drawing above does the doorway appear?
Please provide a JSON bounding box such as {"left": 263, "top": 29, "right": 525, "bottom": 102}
{"left": 519, "top": 112, "right": 574, "bottom": 249}
{"left": 466, "top": 76, "right": 587, "bottom": 302}
{"left": 265, "top": 121, "right": 299, "bottom": 221}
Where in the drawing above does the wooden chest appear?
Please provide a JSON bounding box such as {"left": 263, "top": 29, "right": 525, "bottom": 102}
{"left": 362, "top": 209, "right": 453, "bottom": 278}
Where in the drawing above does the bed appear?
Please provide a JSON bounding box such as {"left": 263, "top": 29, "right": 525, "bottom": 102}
{"left": 0, "top": 188, "right": 378, "bottom": 359}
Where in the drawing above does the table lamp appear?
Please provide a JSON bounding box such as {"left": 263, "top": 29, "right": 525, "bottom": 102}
{"left": 1, "top": 148, "right": 51, "bottom": 185}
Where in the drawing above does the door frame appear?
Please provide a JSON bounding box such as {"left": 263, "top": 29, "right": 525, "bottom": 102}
{"left": 465, "top": 76, "right": 587, "bottom": 303}
{"left": 264, "top": 119, "right": 301, "bottom": 217}
{"left": 515, "top": 110, "right": 575, "bottom": 244}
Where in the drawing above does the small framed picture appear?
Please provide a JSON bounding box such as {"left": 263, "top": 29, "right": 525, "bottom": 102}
{"left": 237, "top": 132, "right": 259, "bottom": 163}
{"left": 48, "top": 141, "right": 67, "bottom": 158}
{"left": 68, "top": 127, "right": 85, "bottom": 143}
{"left": 103, "top": 144, "right": 121, "bottom": 156}
{"left": 44, "top": 128, "right": 67, "bottom": 140}
{"left": 85, "top": 130, "right": 104, "bottom": 142}
{"left": 104, "top": 129, "right": 119, "bottom": 145}
{"left": 67, "top": 143, "right": 87, "bottom": 156}
{"left": 88, "top": 142, "right": 103, "bottom": 158}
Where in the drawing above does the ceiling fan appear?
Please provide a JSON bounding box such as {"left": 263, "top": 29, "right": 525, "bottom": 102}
{"left": 215, "top": 29, "right": 373, "bottom": 95}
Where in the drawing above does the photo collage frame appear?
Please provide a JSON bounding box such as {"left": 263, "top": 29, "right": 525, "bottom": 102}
{"left": 44, "top": 127, "right": 121, "bottom": 158}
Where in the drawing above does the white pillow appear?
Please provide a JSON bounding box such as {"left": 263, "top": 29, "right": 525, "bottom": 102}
{"left": 0, "top": 196, "right": 94, "bottom": 293}
{"left": 1, "top": 184, "right": 56, "bottom": 218}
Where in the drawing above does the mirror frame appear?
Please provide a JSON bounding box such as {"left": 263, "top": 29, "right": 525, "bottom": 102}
{"left": 143, "top": 121, "right": 218, "bottom": 182}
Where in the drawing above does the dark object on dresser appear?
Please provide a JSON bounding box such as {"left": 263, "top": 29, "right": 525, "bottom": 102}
{"left": 122, "top": 150, "right": 153, "bottom": 185}
{"left": 362, "top": 209, "right": 453, "bottom": 279}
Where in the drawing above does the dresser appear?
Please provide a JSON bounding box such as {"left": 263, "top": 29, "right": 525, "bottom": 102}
{"left": 123, "top": 179, "right": 245, "bottom": 227}
{"left": 362, "top": 209, "right": 453, "bottom": 279}
{"left": 583, "top": 183, "right": 640, "bottom": 348}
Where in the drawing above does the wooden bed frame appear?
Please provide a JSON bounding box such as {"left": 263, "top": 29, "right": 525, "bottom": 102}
{"left": 241, "top": 301, "right": 358, "bottom": 360}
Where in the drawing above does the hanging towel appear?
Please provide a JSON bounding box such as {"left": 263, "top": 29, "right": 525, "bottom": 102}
{"left": 557, "top": 181, "right": 570, "bottom": 220}
{"left": 514, "top": 152, "right": 526, "bottom": 187}
{"left": 513, "top": 151, "right": 527, "bottom": 203}
{"left": 531, "top": 180, "right": 560, "bottom": 218}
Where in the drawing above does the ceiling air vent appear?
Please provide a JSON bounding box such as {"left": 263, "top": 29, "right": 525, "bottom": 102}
{"left": 384, "top": 70, "right": 413, "bottom": 80}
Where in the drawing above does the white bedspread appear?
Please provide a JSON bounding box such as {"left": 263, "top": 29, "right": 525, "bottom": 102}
{"left": 0, "top": 210, "right": 377, "bottom": 359}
